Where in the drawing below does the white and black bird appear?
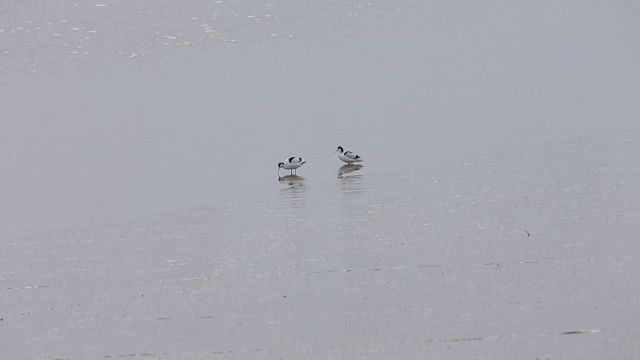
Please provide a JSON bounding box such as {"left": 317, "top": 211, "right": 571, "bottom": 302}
{"left": 278, "top": 157, "right": 307, "bottom": 176}
{"left": 334, "top": 146, "right": 363, "bottom": 164}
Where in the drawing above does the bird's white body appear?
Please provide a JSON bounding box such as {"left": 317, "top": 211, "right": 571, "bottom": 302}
{"left": 336, "top": 146, "right": 363, "bottom": 164}
{"left": 278, "top": 157, "right": 307, "bottom": 176}
{"left": 280, "top": 157, "right": 307, "bottom": 169}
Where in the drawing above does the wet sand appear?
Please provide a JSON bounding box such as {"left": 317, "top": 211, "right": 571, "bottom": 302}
{"left": 2, "top": 135, "right": 639, "bottom": 358}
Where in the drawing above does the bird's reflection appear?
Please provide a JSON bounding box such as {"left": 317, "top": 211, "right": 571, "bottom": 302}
{"left": 338, "top": 165, "right": 364, "bottom": 194}
{"left": 278, "top": 174, "right": 305, "bottom": 185}
{"left": 278, "top": 175, "right": 306, "bottom": 208}
{"left": 338, "top": 164, "right": 363, "bottom": 177}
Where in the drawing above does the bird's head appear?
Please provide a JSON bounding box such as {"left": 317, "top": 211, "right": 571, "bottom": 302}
{"left": 335, "top": 146, "right": 344, "bottom": 153}
{"left": 277, "top": 162, "right": 285, "bottom": 168}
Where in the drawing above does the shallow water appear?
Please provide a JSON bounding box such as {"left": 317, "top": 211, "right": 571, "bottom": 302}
{"left": 1, "top": 0, "right": 640, "bottom": 236}
{"left": 2, "top": 0, "right": 640, "bottom": 358}
{"left": 2, "top": 135, "right": 640, "bottom": 358}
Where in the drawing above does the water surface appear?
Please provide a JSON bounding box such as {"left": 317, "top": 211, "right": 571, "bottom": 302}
{"left": 1, "top": 0, "right": 639, "bottom": 236}
{"left": 1, "top": 1, "right": 640, "bottom": 358}
{"left": 2, "top": 135, "right": 639, "bottom": 358}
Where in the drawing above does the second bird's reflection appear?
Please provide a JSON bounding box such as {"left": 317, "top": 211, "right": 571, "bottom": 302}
{"left": 338, "top": 164, "right": 363, "bottom": 177}
{"left": 338, "top": 164, "right": 364, "bottom": 194}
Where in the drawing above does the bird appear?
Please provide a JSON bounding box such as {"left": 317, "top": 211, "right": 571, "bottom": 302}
{"left": 334, "top": 146, "right": 363, "bottom": 164}
{"left": 278, "top": 157, "right": 307, "bottom": 176}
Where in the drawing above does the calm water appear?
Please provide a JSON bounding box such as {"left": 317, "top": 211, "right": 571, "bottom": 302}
{"left": 3, "top": 135, "right": 640, "bottom": 358}
{"left": 1, "top": 1, "right": 640, "bottom": 358}
{"left": 1, "top": 0, "right": 639, "bottom": 236}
